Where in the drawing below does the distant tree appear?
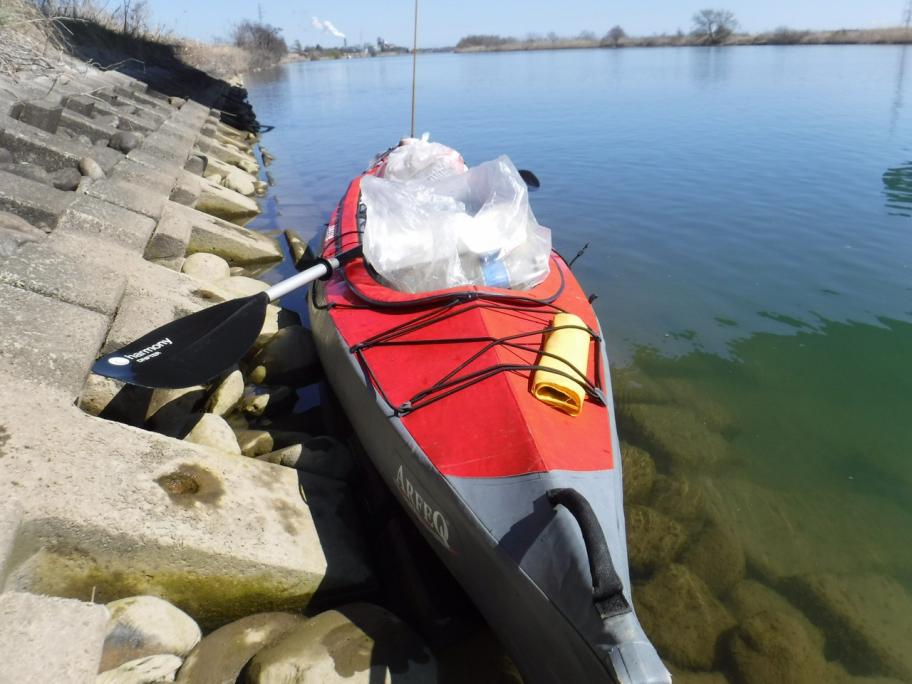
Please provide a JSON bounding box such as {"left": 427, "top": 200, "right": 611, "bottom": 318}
{"left": 691, "top": 9, "right": 738, "bottom": 44}
{"left": 232, "top": 20, "right": 287, "bottom": 67}
{"left": 577, "top": 30, "right": 597, "bottom": 41}
{"left": 456, "top": 34, "right": 514, "bottom": 49}
{"left": 292, "top": 39, "right": 302, "bottom": 53}
{"left": 525, "top": 32, "right": 543, "bottom": 44}
{"left": 546, "top": 31, "right": 559, "bottom": 42}
{"left": 604, "top": 25, "right": 626, "bottom": 46}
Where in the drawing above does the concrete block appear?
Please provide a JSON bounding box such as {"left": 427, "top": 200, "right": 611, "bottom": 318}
{"left": 85, "top": 177, "right": 166, "bottom": 220}
{"left": 60, "top": 108, "right": 117, "bottom": 144}
{"left": 109, "top": 158, "right": 180, "bottom": 198}
{"left": 170, "top": 201, "right": 281, "bottom": 267}
{"left": 0, "top": 233, "right": 127, "bottom": 315}
{"left": 0, "top": 375, "right": 374, "bottom": 629}
{"left": 0, "top": 592, "right": 109, "bottom": 684}
{"left": 194, "top": 177, "right": 260, "bottom": 224}
{"left": 0, "top": 114, "right": 122, "bottom": 173}
{"left": 195, "top": 137, "right": 257, "bottom": 169}
{"left": 59, "top": 195, "right": 157, "bottom": 253}
{"left": 11, "top": 99, "right": 63, "bottom": 134}
{"left": 0, "top": 169, "right": 74, "bottom": 230}
{"left": 0, "top": 282, "right": 109, "bottom": 396}
{"left": 143, "top": 202, "right": 192, "bottom": 263}
{"left": 170, "top": 171, "right": 201, "bottom": 206}
{"left": 63, "top": 94, "right": 96, "bottom": 118}
{"left": 0, "top": 502, "right": 22, "bottom": 583}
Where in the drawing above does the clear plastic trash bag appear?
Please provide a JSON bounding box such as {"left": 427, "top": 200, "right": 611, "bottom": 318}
{"left": 361, "top": 152, "right": 552, "bottom": 294}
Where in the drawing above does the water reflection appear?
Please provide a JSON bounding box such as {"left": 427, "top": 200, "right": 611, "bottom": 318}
{"left": 890, "top": 44, "right": 908, "bottom": 133}
{"left": 614, "top": 315, "right": 912, "bottom": 681}
{"left": 689, "top": 47, "right": 730, "bottom": 86}
{"left": 883, "top": 160, "right": 912, "bottom": 216}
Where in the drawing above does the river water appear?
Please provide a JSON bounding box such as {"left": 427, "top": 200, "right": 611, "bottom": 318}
{"left": 245, "top": 46, "right": 912, "bottom": 681}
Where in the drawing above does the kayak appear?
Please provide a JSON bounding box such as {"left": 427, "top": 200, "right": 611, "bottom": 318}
{"left": 308, "top": 150, "right": 671, "bottom": 684}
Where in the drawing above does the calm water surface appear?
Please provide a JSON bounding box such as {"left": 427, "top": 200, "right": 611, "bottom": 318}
{"left": 245, "top": 47, "right": 912, "bottom": 679}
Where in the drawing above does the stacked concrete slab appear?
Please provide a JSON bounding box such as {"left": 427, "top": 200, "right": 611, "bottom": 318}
{"left": 0, "top": 58, "right": 373, "bottom": 682}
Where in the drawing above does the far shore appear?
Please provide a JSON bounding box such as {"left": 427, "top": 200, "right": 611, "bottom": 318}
{"left": 455, "top": 27, "right": 912, "bottom": 53}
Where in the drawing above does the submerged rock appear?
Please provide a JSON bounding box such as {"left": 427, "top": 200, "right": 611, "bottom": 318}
{"left": 621, "top": 442, "right": 656, "bottom": 504}
{"left": 626, "top": 505, "right": 687, "bottom": 577}
{"left": 650, "top": 474, "right": 706, "bottom": 522}
{"left": 681, "top": 521, "right": 745, "bottom": 597}
{"left": 635, "top": 564, "right": 735, "bottom": 671}
{"left": 726, "top": 580, "right": 825, "bottom": 652}
{"left": 97, "top": 654, "right": 182, "bottom": 683}
{"left": 175, "top": 612, "right": 303, "bottom": 684}
{"left": 728, "top": 610, "right": 827, "bottom": 684}
{"left": 100, "top": 596, "right": 200, "bottom": 671}
{"left": 617, "top": 403, "right": 730, "bottom": 472}
{"left": 246, "top": 603, "right": 437, "bottom": 683}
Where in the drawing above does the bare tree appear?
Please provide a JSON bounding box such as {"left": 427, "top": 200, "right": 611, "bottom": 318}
{"left": 232, "top": 19, "right": 287, "bottom": 67}
{"left": 577, "top": 30, "right": 597, "bottom": 41}
{"left": 604, "top": 25, "right": 626, "bottom": 47}
{"left": 692, "top": 9, "right": 738, "bottom": 44}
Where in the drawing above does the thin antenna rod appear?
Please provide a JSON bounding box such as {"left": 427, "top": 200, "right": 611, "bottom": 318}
{"left": 410, "top": 0, "right": 419, "bottom": 137}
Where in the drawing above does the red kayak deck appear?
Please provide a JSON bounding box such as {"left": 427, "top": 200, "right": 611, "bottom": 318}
{"left": 319, "top": 175, "right": 614, "bottom": 480}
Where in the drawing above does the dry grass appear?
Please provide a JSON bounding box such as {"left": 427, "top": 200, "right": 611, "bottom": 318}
{"left": 178, "top": 41, "right": 253, "bottom": 80}
{"left": 0, "top": 0, "right": 69, "bottom": 77}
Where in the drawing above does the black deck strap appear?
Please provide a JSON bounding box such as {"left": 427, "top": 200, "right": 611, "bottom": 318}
{"left": 546, "top": 487, "right": 631, "bottom": 620}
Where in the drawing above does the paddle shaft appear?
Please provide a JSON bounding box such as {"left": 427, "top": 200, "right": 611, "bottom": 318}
{"left": 264, "top": 255, "right": 340, "bottom": 301}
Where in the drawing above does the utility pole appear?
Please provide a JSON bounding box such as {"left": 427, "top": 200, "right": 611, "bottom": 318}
{"left": 258, "top": 3, "right": 263, "bottom": 22}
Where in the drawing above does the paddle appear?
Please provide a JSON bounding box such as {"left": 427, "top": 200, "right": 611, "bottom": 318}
{"left": 92, "top": 246, "right": 362, "bottom": 389}
{"left": 518, "top": 169, "right": 541, "bottom": 191}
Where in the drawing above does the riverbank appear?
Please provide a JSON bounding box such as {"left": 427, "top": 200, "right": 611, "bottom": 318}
{"left": 455, "top": 26, "right": 912, "bottom": 52}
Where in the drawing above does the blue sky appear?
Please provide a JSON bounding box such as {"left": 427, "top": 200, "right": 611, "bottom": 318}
{"left": 149, "top": 0, "right": 909, "bottom": 47}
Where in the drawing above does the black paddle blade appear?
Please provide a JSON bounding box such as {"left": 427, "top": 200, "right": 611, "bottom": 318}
{"left": 519, "top": 169, "right": 541, "bottom": 190}
{"left": 92, "top": 293, "right": 269, "bottom": 389}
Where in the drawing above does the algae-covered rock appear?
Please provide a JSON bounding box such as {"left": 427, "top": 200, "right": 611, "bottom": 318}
{"left": 616, "top": 403, "right": 730, "bottom": 472}
{"left": 97, "top": 654, "right": 182, "bottom": 683}
{"left": 100, "top": 596, "right": 200, "bottom": 671}
{"left": 666, "top": 666, "right": 731, "bottom": 684}
{"left": 726, "top": 580, "right": 824, "bottom": 652}
{"left": 626, "top": 505, "right": 687, "bottom": 577}
{"left": 682, "top": 521, "right": 745, "bottom": 596}
{"left": 650, "top": 474, "right": 706, "bottom": 522}
{"left": 728, "top": 610, "right": 827, "bottom": 684}
{"left": 635, "top": 564, "right": 735, "bottom": 671}
{"left": 621, "top": 442, "right": 656, "bottom": 504}
{"left": 246, "top": 603, "right": 437, "bottom": 683}
{"left": 786, "top": 573, "right": 912, "bottom": 682}
{"left": 175, "top": 612, "right": 303, "bottom": 684}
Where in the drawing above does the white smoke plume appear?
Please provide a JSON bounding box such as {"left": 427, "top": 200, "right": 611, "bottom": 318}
{"left": 311, "top": 17, "right": 346, "bottom": 39}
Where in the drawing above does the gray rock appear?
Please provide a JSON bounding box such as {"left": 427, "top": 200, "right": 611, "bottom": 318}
{"left": 51, "top": 166, "right": 82, "bottom": 191}
{"left": 222, "top": 169, "right": 256, "bottom": 196}
{"left": 77, "top": 134, "right": 94, "bottom": 146}
{"left": 635, "top": 563, "right": 735, "bottom": 670}
{"left": 246, "top": 603, "right": 437, "bottom": 683}
{"left": 95, "top": 136, "right": 111, "bottom": 148}
{"left": 249, "top": 325, "right": 319, "bottom": 385}
{"left": 626, "top": 505, "right": 687, "bottom": 577}
{"left": 109, "top": 131, "right": 142, "bottom": 153}
{"left": 78, "top": 373, "right": 151, "bottom": 427}
{"left": 621, "top": 442, "right": 655, "bottom": 504}
{"left": 0, "top": 148, "right": 12, "bottom": 164}
{"left": 240, "top": 386, "right": 295, "bottom": 418}
{"left": 194, "top": 179, "right": 260, "bottom": 224}
{"left": 205, "top": 370, "right": 244, "bottom": 417}
{"left": 184, "top": 413, "right": 242, "bottom": 455}
{"left": 0, "top": 161, "right": 51, "bottom": 185}
{"left": 175, "top": 612, "right": 303, "bottom": 684}
{"left": 97, "top": 653, "right": 183, "bottom": 683}
{"left": 256, "top": 436, "right": 354, "bottom": 481}
{"left": 146, "top": 386, "right": 208, "bottom": 432}
{"left": 0, "top": 210, "right": 45, "bottom": 257}
{"left": 234, "top": 429, "right": 276, "bottom": 457}
{"left": 682, "top": 521, "right": 745, "bottom": 596}
{"left": 79, "top": 157, "right": 105, "bottom": 180}
{"left": 100, "top": 595, "right": 201, "bottom": 671}
{"left": 728, "top": 611, "right": 827, "bottom": 684}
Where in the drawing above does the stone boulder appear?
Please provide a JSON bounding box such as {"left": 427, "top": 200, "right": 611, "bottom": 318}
{"left": 79, "top": 157, "right": 105, "bottom": 180}
{"left": 97, "top": 654, "right": 183, "bottom": 683}
{"left": 109, "top": 131, "right": 142, "bottom": 154}
{"left": 248, "top": 326, "right": 319, "bottom": 386}
{"left": 246, "top": 603, "right": 437, "bottom": 683}
{"left": 650, "top": 474, "right": 706, "bottom": 522}
{"left": 183, "top": 413, "right": 242, "bottom": 455}
{"left": 175, "top": 612, "right": 303, "bottom": 684}
{"left": 240, "top": 386, "right": 295, "bottom": 418}
{"left": 786, "top": 573, "right": 912, "bottom": 682}
{"left": 205, "top": 370, "right": 244, "bottom": 417}
{"left": 621, "top": 442, "right": 656, "bottom": 504}
{"left": 255, "top": 437, "right": 354, "bottom": 481}
{"left": 727, "top": 610, "right": 827, "bottom": 684}
{"left": 626, "top": 505, "right": 687, "bottom": 577}
{"left": 78, "top": 373, "right": 151, "bottom": 427}
{"left": 209, "top": 275, "right": 269, "bottom": 298}
{"left": 682, "top": 521, "right": 745, "bottom": 596}
{"left": 222, "top": 169, "right": 256, "bottom": 196}
{"left": 635, "top": 564, "right": 735, "bottom": 671}
{"left": 195, "top": 178, "right": 260, "bottom": 224}
{"left": 181, "top": 252, "right": 230, "bottom": 283}
{"left": 616, "top": 403, "right": 730, "bottom": 472}
{"left": 100, "top": 595, "right": 201, "bottom": 671}
{"left": 726, "top": 580, "right": 825, "bottom": 652}
{"left": 146, "top": 386, "right": 207, "bottom": 432}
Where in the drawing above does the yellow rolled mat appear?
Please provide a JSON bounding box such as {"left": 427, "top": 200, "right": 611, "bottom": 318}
{"left": 532, "top": 313, "right": 590, "bottom": 416}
